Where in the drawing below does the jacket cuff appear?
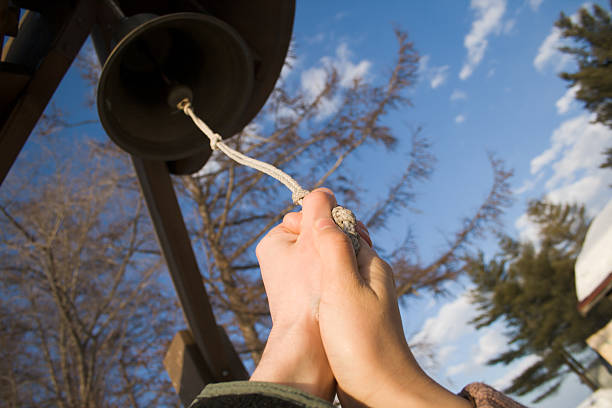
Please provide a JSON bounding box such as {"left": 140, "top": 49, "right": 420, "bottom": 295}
{"left": 190, "top": 381, "right": 333, "bottom": 408}
{"left": 458, "top": 382, "right": 527, "bottom": 408}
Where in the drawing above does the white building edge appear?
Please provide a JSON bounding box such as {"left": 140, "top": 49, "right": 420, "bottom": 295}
{"left": 576, "top": 198, "right": 612, "bottom": 315}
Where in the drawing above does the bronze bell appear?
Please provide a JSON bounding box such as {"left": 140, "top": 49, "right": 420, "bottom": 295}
{"left": 96, "top": 1, "right": 295, "bottom": 174}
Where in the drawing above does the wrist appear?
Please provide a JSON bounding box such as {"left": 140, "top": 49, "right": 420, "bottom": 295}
{"left": 342, "top": 364, "right": 471, "bottom": 408}
{"left": 336, "top": 346, "right": 471, "bottom": 408}
{"left": 250, "top": 323, "right": 335, "bottom": 401}
{"left": 389, "top": 373, "right": 473, "bottom": 408}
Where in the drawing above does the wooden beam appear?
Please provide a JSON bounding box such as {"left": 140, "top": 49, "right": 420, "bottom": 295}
{"left": 0, "top": 62, "right": 30, "bottom": 116}
{"left": 132, "top": 156, "right": 248, "bottom": 382}
{"left": 92, "top": 3, "right": 247, "bottom": 384}
{"left": 0, "top": 0, "right": 251, "bottom": 387}
{"left": 0, "top": 0, "right": 18, "bottom": 37}
{"left": 164, "top": 330, "right": 214, "bottom": 407}
{"left": 0, "top": 0, "right": 95, "bottom": 185}
{"left": 11, "top": 0, "right": 55, "bottom": 13}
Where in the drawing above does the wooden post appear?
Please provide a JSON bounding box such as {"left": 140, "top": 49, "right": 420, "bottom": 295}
{"left": 164, "top": 327, "right": 248, "bottom": 407}
{"left": 0, "top": 1, "right": 95, "bottom": 185}
{"left": 132, "top": 157, "right": 248, "bottom": 382}
{"left": 164, "top": 330, "right": 214, "bottom": 407}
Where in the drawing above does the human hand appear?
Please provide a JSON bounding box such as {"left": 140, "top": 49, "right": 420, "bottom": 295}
{"left": 249, "top": 189, "right": 336, "bottom": 401}
{"left": 308, "top": 190, "right": 471, "bottom": 408}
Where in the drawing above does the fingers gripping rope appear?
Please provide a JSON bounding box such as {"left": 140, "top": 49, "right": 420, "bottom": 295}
{"left": 332, "top": 206, "right": 360, "bottom": 254}
{"left": 178, "top": 98, "right": 360, "bottom": 254}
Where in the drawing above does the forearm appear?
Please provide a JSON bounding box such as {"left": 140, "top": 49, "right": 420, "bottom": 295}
{"left": 336, "top": 346, "right": 471, "bottom": 408}
{"left": 390, "top": 374, "right": 473, "bottom": 408}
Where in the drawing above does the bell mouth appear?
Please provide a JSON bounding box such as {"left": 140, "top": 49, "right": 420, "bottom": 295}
{"left": 97, "top": 12, "right": 254, "bottom": 161}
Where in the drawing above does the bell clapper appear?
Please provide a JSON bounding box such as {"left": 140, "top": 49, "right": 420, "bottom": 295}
{"left": 167, "top": 85, "right": 194, "bottom": 111}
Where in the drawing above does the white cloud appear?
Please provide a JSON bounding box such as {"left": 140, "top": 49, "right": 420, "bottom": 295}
{"left": 419, "top": 55, "right": 450, "bottom": 89}
{"left": 447, "top": 362, "right": 469, "bottom": 377}
{"left": 556, "top": 85, "right": 579, "bottom": 114}
{"left": 411, "top": 289, "right": 545, "bottom": 393}
{"left": 300, "top": 42, "right": 371, "bottom": 120}
{"left": 430, "top": 66, "right": 450, "bottom": 89}
{"left": 547, "top": 175, "right": 609, "bottom": 212}
{"left": 530, "top": 143, "right": 561, "bottom": 175}
{"left": 455, "top": 114, "right": 466, "bottom": 124}
{"left": 516, "top": 114, "right": 612, "bottom": 240}
{"left": 418, "top": 55, "right": 431, "bottom": 73}
{"left": 492, "top": 355, "right": 541, "bottom": 390}
{"left": 542, "top": 116, "right": 611, "bottom": 191}
{"left": 410, "top": 292, "right": 476, "bottom": 349}
{"left": 332, "top": 43, "right": 372, "bottom": 87}
{"left": 474, "top": 329, "right": 508, "bottom": 365}
{"left": 279, "top": 39, "right": 298, "bottom": 82}
{"left": 533, "top": 27, "right": 573, "bottom": 73}
{"left": 239, "top": 122, "right": 269, "bottom": 148}
{"left": 503, "top": 19, "right": 516, "bottom": 35}
{"left": 442, "top": 327, "right": 509, "bottom": 377}
{"left": 306, "top": 32, "right": 325, "bottom": 45}
{"left": 528, "top": 0, "right": 543, "bottom": 11}
{"left": 534, "top": 7, "right": 584, "bottom": 73}
{"left": 425, "top": 297, "right": 437, "bottom": 310}
{"left": 514, "top": 172, "right": 544, "bottom": 195}
{"left": 301, "top": 67, "right": 340, "bottom": 120}
{"left": 533, "top": 28, "right": 560, "bottom": 71}
{"left": 460, "top": 0, "right": 507, "bottom": 80}
{"left": 438, "top": 345, "right": 457, "bottom": 362}
{"left": 273, "top": 105, "right": 299, "bottom": 121}
{"left": 450, "top": 89, "right": 468, "bottom": 101}
{"left": 192, "top": 151, "right": 222, "bottom": 178}
{"left": 514, "top": 180, "right": 534, "bottom": 195}
{"left": 529, "top": 114, "right": 610, "bottom": 178}
{"left": 301, "top": 66, "right": 329, "bottom": 101}
{"left": 515, "top": 212, "right": 540, "bottom": 243}
{"left": 412, "top": 289, "right": 516, "bottom": 383}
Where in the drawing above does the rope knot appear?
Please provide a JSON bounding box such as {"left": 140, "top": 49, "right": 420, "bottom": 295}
{"left": 331, "top": 206, "right": 360, "bottom": 254}
{"left": 209, "top": 133, "right": 222, "bottom": 150}
{"left": 177, "top": 98, "right": 191, "bottom": 112}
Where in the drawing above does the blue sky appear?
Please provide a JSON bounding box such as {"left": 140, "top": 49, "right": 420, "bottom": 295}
{"left": 288, "top": 1, "right": 611, "bottom": 407}
{"left": 9, "top": 0, "right": 611, "bottom": 406}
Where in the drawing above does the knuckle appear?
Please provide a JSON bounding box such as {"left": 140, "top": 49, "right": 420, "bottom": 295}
{"left": 304, "top": 189, "right": 336, "bottom": 208}
{"left": 282, "top": 211, "right": 300, "bottom": 228}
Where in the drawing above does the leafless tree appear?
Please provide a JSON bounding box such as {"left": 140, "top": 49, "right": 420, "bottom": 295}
{"left": 178, "top": 30, "right": 513, "bottom": 365}
{"left": 0, "top": 124, "right": 180, "bottom": 407}
{"left": 0, "top": 27, "right": 512, "bottom": 404}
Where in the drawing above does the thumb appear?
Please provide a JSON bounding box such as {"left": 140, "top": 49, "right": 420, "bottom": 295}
{"left": 313, "top": 214, "right": 362, "bottom": 289}
{"left": 301, "top": 189, "right": 361, "bottom": 288}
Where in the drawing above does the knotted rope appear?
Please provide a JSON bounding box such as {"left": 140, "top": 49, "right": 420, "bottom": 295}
{"left": 178, "top": 98, "right": 360, "bottom": 254}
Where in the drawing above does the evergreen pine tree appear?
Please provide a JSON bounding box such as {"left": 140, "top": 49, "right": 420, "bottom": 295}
{"left": 556, "top": 2, "right": 612, "bottom": 168}
{"left": 467, "top": 200, "right": 612, "bottom": 403}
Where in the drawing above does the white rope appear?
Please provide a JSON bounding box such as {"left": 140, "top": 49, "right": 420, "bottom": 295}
{"left": 179, "top": 99, "right": 309, "bottom": 205}
{"left": 178, "top": 98, "right": 359, "bottom": 253}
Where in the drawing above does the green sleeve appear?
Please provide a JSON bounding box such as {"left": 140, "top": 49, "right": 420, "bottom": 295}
{"left": 190, "top": 381, "right": 334, "bottom": 408}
